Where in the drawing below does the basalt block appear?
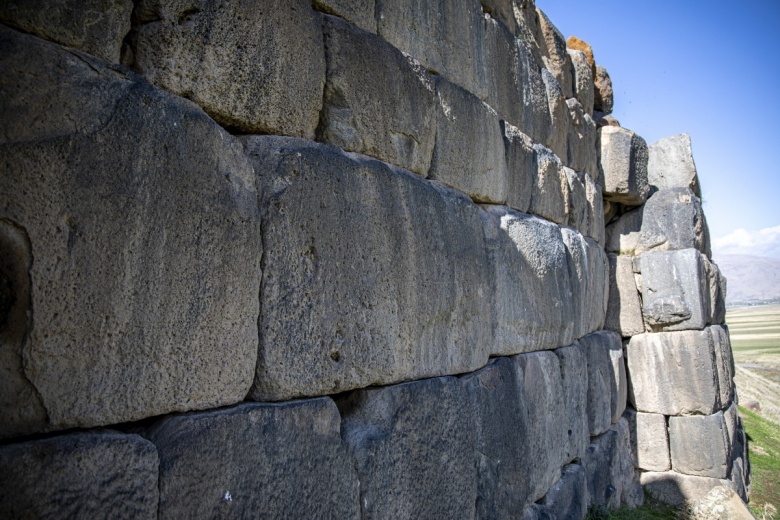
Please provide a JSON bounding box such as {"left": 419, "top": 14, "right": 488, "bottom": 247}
{"left": 132, "top": 0, "right": 324, "bottom": 137}
{"left": 624, "top": 408, "right": 670, "bottom": 472}
{"left": 319, "top": 15, "right": 437, "bottom": 176}
{"left": 605, "top": 254, "right": 644, "bottom": 338}
{"left": 648, "top": 133, "right": 701, "bottom": 196}
{"left": 243, "top": 137, "right": 491, "bottom": 401}
{"left": 146, "top": 399, "right": 359, "bottom": 519}
{"left": 0, "top": 27, "right": 262, "bottom": 435}
{"left": 599, "top": 126, "right": 649, "bottom": 206}
{"left": 580, "top": 331, "right": 627, "bottom": 436}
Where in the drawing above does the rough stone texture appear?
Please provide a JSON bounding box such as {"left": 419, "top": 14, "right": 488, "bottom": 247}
{"left": 582, "top": 418, "right": 644, "bottom": 509}
{"left": 535, "top": 8, "right": 574, "bottom": 99}
{"left": 521, "top": 504, "right": 557, "bottom": 520}
{"left": 640, "top": 249, "right": 710, "bottom": 332}
{"left": 636, "top": 188, "right": 711, "bottom": 256}
{"left": 669, "top": 411, "right": 731, "bottom": 478}
{"left": 430, "top": 77, "right": 508, "bottom": 202}
{"left": 540, "top": 464, "right": 589, "bottom": 520}
{"left": 244, "top": 137, "right": 491, "bottom": 401}
{"left": 626, "top": 329, "right": 721, "bottom": 415}
{"left": 624, "top": 408, "right": 671, "bottom": 472}
{"left": 338, "top": 376, "right": 476, "bottom": 520}
{"left": 648, "top": 133, "right": 702, "bottom": 197}
{"left": 586, "top": 174, "right": 607, "bottom": 244}
{"left": 706, "top": 260, "right": 727, "bottom": 325}
{"left": 481, "top": 0, "right": 516, "bottom": 34}
{"left": 376, "top": 0, "right": 488, "bottom": 100}
{"left": 711, "top": 325, "right": 735, "bottom": 408}
{"left": 530, "top": 144, "right": 568, "bottom": 225}
{"left": 641, "top": 471, "right": 735, "bottom": 507}
{"left": 564, "top": 167, "right": 589, "bottom": 236}
{"left": 313, "top": 0, "right": 376, "bottom": 33}
{"left": 594, "top": 64, "right": 614, "bottom": 114}
{"left": 599, "top": 126, "right": 650, "bottom": 206}
{"left": 146, "top": 399, "right": 359, "bottom": 519}
{"left": 605, "top": 206, "right": 643, "bottom": 254}
{"left": 561, "top": 229, "right": 609, "bottom": 340}
{"left": 132, "top": 0, "right": 325, "bottom": 137}
{"left": 0, "top": 27, "right": 262, "bottom": 435}
{"left": 606, "top": 254, "right": 645, "bottom": 338}
{"left": 555, "top": 345, "right": 590, "bottom": 464}
{"left": 595, "top": 112, "right": 622, "bottom": 128}
{"left": 502, "top": 122, "right": 534, "bottom": 213}
{"left": 568, "top": 50, "right": 595, "bottom": 115}
{"left": 580, "top": 331, "right": 626, "bottom": 436}
{"left": 481, "top": 207, "right": 574, "bottom": 355}
{"left": 566, "top": 98, "right": 598, "bottom": 176}
{"left": 541, "top": 68, "right": 570, "bottom": 162}
{"left": 683, "top": 485, "right": 754, "bottom": 520}
{"left": 0, "top": 0, "right": 131, "bottom": 63}
{"left": 319, "top": 15, "right": 437, "bottom": 176}
{"left": 566, "top": 36, "right": 596, "bottom": 77}
{"left": 0, "top": 431, "right": 159, "bottom": 519}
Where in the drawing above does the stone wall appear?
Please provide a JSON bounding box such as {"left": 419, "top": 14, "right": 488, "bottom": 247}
{"left": 0, "top": 1, "right": 746, "bottom": 518}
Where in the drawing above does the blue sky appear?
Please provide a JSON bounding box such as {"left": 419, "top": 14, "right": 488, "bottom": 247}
{"left": 538, "top": 1, "right": 780, "bottom": 259}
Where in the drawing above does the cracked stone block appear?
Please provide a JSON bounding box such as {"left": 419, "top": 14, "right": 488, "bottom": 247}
{"left": 624, "top": 408, "right": 671, "bottom": 472}
{"left": 711, "top": 325, "right": 735, "bottom": 409}
{"left": 648, "top": 133, "right": 701, "bottom": 196}
{"left": 599, "top": 126, "right": 649, "bottom": 206}
{"left": 564, "top": 168, "right": 603, "bottom": 243}
{"left": 605, "top": 254, "right": 645, "bottom": 338}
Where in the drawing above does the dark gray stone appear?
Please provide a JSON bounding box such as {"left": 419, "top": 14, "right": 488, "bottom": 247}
{"left": 146, "top": 399, "right": 359, "bottom": 520}
{"left": 561, "top": 229, "right": 609, "bottom": 340}
{"left": 580, "top": 331, "right": 626, "bottom": 436}
{"left": 530, "top": 144, "right": 568, "bottom": 225}
{"left": 555, "top": 345, "right": 589, "bottom": 463}
{"left": 566, "top": 98, "right": 598, "bottom": 177}
{"left": 605, "top": 254, "right": 644, "bottom": 338}
{"left": 502, "top": 122, "right": 534, "bottom": 214}
{"left": 636, "top": 188, "right": 711, "bottom": 256}
{"left": 594, "top": 65, "right": 614, "bottom": 114}
{"left": 568, "top": 49, "right": 594, "bottom": 114}
{"left": 599, "top": 126, "right": 649, "bottom": 206}
{"left": 313, "top": 0, "right": 376, "bottom": 33}
{"left": 541, "top": 68, "right": 570, "bottom": 162}
{"left": 535, "top": 8, "right": 574, "bottom": 99}
{"left": 648, "top": 133, "right": 701, "bottom": 196}
{"left": 711, "top": 325, "right": 735, "bottom": 407}
{"left": 540, "top": 464, "right": 589, "bottom": 520}
{"left": 624, "top": 408, "right": 671, "bottom": 472}
{"left": 605, "top": 206, "right": 643, "bottom": 255}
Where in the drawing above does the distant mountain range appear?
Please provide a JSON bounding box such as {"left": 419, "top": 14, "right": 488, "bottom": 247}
{"left": 714, "top": 254, "right": 780, "bottom": 306}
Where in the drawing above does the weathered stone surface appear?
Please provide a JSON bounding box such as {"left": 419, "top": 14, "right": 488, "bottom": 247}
{"left": 521, "top": 504, "right": 557, "bottom": 520}
{"left": 594, "top": 64, "right": 614, "bottom": 114}
{"left": 376, "top": 0, "right": 488, "bottom": 99}
{"left": 626, "top": 329, "right": 720, "bottom": 415}
{"left": 146, "top": 399, "right": 359, "bottom": 519}
{"left": 564, "top": 167, "right": 589, "bottom": 236}
{"left": 582, "top": 418, "right": 643, "bottom": 509}
{"left": 0, "top": 27, "right": 262, "bottom": 434}
{"left": 683, "top": 485, "right": 754, "bottom": 520}
{"left": 502, "top": 122, "right": 534, "bottom": 213}
{"left": 640, "top": 249, "right": 710, "bottom": 331}
{"left": 580, "top": 331, "right": 626, "bottom": 436}
{"left": 706, "top": 260, "right": 727, "bottom": 325}
{"left": 0, "top": 431, "right": 158, "bottom": 519}
{"left": 566, "top": 98, "right": 598, "bottom": 176}
{"left": 561, "top": 229, "right": 609, "bottom": 340}
{"left": 585, "top": 173, "right": 607, "bottom": 244}
{"left": 641, "top": 471, "right": 734, "bottom": 507}
{"left": 648, "top": 133, "right": 701, "bottom": 196}
{"left": 244, "top": 137, "right": 491, "bottom": 400}
{"left": 624, "top": 408, "right": 671, "bottom": 472}
{"left": 599, "top": 126, "right": 650, "bottom": 206}
{"left": 566, "top": 36, "right": 596, "bottom": 76}
{"left": 606, "top": 254, "right": 645, "bottom": 338}
{"left": 430, "top": 77, "right": 508, "bottom": 202}
{"left": 556, "top": 345, "right": 590, "bottom": 463}
{"left": 535, "top": 8, "right": 574, "bottom": 99}
{"left": 541, "top": 68, "right": 570, "bottom": 161}
{"left": 481, "top": 0, "right": 516, "bottom": 33}
{"left": 594, "top": 112, "right": 622, "bottom": 128}
{"left": 636, "top": 188, "right": 711, "bottom": 256}
{"left": 0, "top": 0, "right": 131, "bottom": 63}
{"left": 605, "top": 206, "right": 643, "bottom": 254}
{"left": 530, "top": 144, "right": 568, "bottom": 225}
{"left": 481, "top": 206, "right": 574, "bottom": 354}
{"left": 540, "top": 464, "right": 589, "bottom": 520}
{"left": 568, "top": 50, "right": 595, "bottom": 114}
{"left": 319, "top": 15, "right": 436, "bottom": 176}
{"left": 711, "top": 325, "right": 735, "bottom": 407}
{"left": 339, "top": 376, "right": 476, "bottom": 520}
{"left": 313, "top": 0, "right": 376, "bottom": 33}
{"left": 133, "top": 0, "right": 324, "bottom": 137}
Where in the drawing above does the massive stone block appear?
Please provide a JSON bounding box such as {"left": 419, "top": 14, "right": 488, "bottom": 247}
{"left": 626, "top": 329, "right": 721, "bottom": 415}
{"left": 375, "top": 0, "right": 488, "bottom": 99}
{"left": 146, "top": 399, "right": 359, "bottom": 519}
{"left": 669, "top": 411, "right": 731, "bottom": 479}
{"left": 568, "top": 49, "right": 595, "bottom": 115}
{"left": 338, "top": 376, "right": 476, "bottom": 520}
{"left": 635, "top": 188, "right": 711, "bottom": 256}
{"left": 541, "top": 68, "right": 570, "bottom": 162}
{"left": 599, "top": 126, "right": 649, "bottom": 206}
{"left": 564, "top": 168, "right": 602, "bottom": 243}
{"left": 561, "top": 229, "right": 609, "bottom": 340}
{"left": 481, "top": 0, "right": 517, "bottom": 33}
{"left": 132, "top": 0, "right": 325, "bottom": 136}
{"left": 706, "top": 259, "right": 727, "bottom": 325}
{"left": 624, "top": 408, "right": 671, "bottom": 472}
{"left": 530, "top": 144, "right": 568, "bottom": 225}
{"left": 555, "top": 345, "right": 590, "bottom": 463}
{"left": 502, "top": 122, "right": 534, "bottom": 213}
{"left": 605, "top": 254, "right": 645, "bottom": 338}
{"left": 648, "top": 133, "right": 701, "bottom": 196}
{"left": 319, "top": 15, "right": 437, "bottom": 176}
{"left": 243, "top": 137, "right": 491, "bottom": 401}
{"left": 594, "top": 65, "right": 614, "bottom": 114}
{"left": 711, "top": 325, "right": 735, "bottom": 407}
{"left": 580, "top": 331, "right": 627, "bottom": 436}
{"left": 481, "top": 206, "right": 574, "bottom": 355}
{"left": 0, "top": 27, "right": 262, "bottom": 435}
{"left": 430, "top": 77, "right": 508, "bottom": 202}
{"left": 0, "top": 431, "right": 159, "bottom": 519}
{"left": 640, "top": 249, "right": 710, "bottom": 332}
{"left": 0, "top": 0, "right": 131, "bottom": 63}
{"left": 641, "top": 471, "right": 734, "bottom": 507}
{"left": 539, "top": 464, "right": 589, "bottom": 520}
{"left": 566, "top": 98, "right": 598, "bottom": 177}
{"left": 535, "top": 8, "right": 574, "bottom": 99}
{"left": 313, "top": 0, "right": 376, "bottom": 33}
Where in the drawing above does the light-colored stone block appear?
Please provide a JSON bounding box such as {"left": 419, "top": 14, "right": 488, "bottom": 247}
{"left": 133, "top": 0, "right": 325, "bottom": 136}
{"left": 594, "top": 65, "right": 614, "bottom": 114}
{"left": 685, "top": 485, "right": 754, "bottom": 520}
{"left": 599, "top": 126, "right": 649, "bottom": 206}
{"left": 641, "top": 471, "right": 735, "bottom": 507}
{"left": 530, "top": 144, "right": 568, "bottom": 225}
{"left": 606, "top": 254, "right": 645, "bottom": 337}
{"left": 648, "top": 133, "right": 701, "bottom": 196}
{"left": 580, "top": 331, "right": 626, "bottom": 436}
{"left": 605, "top": 206, "right": 643, "bottom": 255}
{"left": 635, "top": 188, "right": 711, "bottom": 256}
{"left": 568, "top": 49, "right": 594, "bottom": 114}
{"left": 566, "top": 98, "right": 598, "bottom": 176}
{"left": 624, "top": 408, "right": 670, "bottom": 472}
{"left": 319, "top": 15, "right": 437, "bottom": 177}
{"left": 561, "top": 229, "right": 609, "bottom": 340}
{"left": 535, "top": 8, "right": 574, "bottom": 99}
{"left": 541, "top": 68, "right": 570, "bottom": 161}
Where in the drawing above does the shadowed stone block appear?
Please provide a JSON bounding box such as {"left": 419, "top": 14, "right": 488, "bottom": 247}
{"left": 606, "top": 254, "right": 645, "bottom": 338}
{"left": 481, "top": 0, "right": 516, "bottom": 33}
{"left": 430, "top": 77, "right": 508, "bottom": 202}
{"left": 0, "top": 432, "right": 159, "bottom": 519}
{"left": 580, "top": 331, "right": 626, "bottom": 436}
{"left": 133, "top": 0, "right": 325, "bottom": 137}
{"left": 561, "top": 229, "right": 609, "bottom": 340}
{"left": 640, "top": 249, "right": 710, "bottom": 332}
{"left": 711, "top": 325, "right": 735, "bottom": 409}
{"left": 0, "top": 27, "right": 262, "bottom": 435}
{"left": 243, "top": 137, "right": 491, "bottom": 401}
{"left": 636, "top": 188, "right": 711, "bottom": 256}
{"left": 556, "top": 345, "right": 589, "bottom": 464}
{"left": 541, "top": 69, "right": 570, "bottom": 161}
{"left": 599, "top": 126, "right": 649, "bottom": 206}
{"left": 502, "top": 122, "right": 534, "bottom": 213}
{"left": 566, "top": 98, "right": 598, "bottom": 177}
{"left": 540, "top": 464, "right": 589, "bottom": 520}
{"left": 605, "top": 206, "right": 643, "bottom": 255}
{"left": 582, "top": 418, "right": 643, "bottom": 509}
{"left": 313, "top": 0, "right": 376, "bottom": 33}
{"left": 594, "top": 65, "right": 614, "bottom": 114}
{"left": 319, "top": 15, "right": 437, "bottom": 176}
{"left": 706, "top": 260, "right": 727, "bottom": 325}
{"left": 624, "top": 408, "right": 670, "bottom": 472}
{"left": 0, "top": 0, "right": 131, "bottom": 62}
{"left": 338, "top": 376, "right": 476, "bottom": 520}
{"left": 648, "top": 133, "right": 701, "bottom": 196}
{"left": 568, "top": 49, "right": 594, "bottom": 114}
{"left": 530, "top": 144, "right": 568, "bottom": 225}
{"left": 641, "top": 471, "right": 734, "bottom": 506}
{"left": 146, "top": 399, "right": 359, "bottom": 519}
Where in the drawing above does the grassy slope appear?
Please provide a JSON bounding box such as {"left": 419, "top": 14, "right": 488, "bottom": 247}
{"left": 740, "top": 406, "right": 780, "bottom": 516}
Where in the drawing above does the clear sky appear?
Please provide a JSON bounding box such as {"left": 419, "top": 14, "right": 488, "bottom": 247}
{"left": 538, "top": 1, "right": 780, "bottom": 259}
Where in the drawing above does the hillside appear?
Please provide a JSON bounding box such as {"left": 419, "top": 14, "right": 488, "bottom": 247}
{"left": 715, "top": 254, "right": 780, "bottom": 305}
